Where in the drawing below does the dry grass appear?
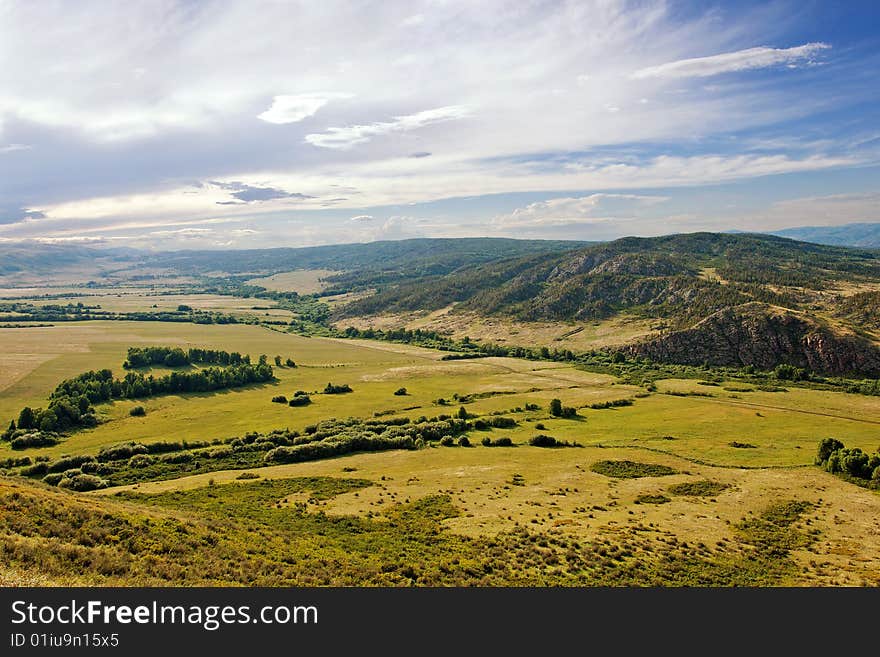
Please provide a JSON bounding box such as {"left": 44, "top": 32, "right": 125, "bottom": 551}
{"left": 246, "top": 269, "right": 338, "bottom": 294}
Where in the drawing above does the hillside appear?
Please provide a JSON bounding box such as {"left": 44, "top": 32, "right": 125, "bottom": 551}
{"left": 770, "top": 222, "right": 880, "bottom": 248}
{"left": 333, "top": 233, "right": 880, "bottom": 375}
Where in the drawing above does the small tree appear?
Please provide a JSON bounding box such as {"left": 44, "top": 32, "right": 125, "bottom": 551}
{"left": 274, "top": 355, "right": 282, "bottom": 366}
{"left": 285, "top": 358, "right": 296, "bottom": 368}
{"left": 17, "top": 407, "right": 35, "bottom": 430}
{"left": 457, "top": 406, "right": 468, "bottom": 420}
{"left": 3, "top": 419, "right": 15, "bottom": 439}
{"left": 549, "top": 398, "right": 563, "bottom": 417}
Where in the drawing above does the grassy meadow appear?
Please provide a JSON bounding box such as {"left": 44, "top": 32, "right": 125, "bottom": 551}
{"left": 1, "top": 288, "right": 879, "bottom": 587}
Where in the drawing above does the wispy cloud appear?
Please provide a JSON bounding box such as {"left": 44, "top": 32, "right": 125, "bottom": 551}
{"left": 305, "top": 105, "right": 470, "bottom": 149}
{"left": 350, "top": 215, "right": 374, "bottom": 222}
{"left": 257, "top": 93, "right": 350, "bottom": 125}
{"left": 0, "top": 143, "right": 31, "bottom": 154}
{"left": 208, "top": 181, "right": 313, "bottom": 203}
{"left": 493, "top": 194, "right": 669, "bottom": 229}
{"left": 631, "top": 42, "right": 830, "bottom": 79}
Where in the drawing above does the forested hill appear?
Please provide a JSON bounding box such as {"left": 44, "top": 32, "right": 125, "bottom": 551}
{"left": 332, "top": 233, "right": 880, "bottom": 375}
{"left": 148, "top": 238, "right": 588, "bottom": 278}
{"left": 336, "top": 232, "right": 880, "bottom": 324}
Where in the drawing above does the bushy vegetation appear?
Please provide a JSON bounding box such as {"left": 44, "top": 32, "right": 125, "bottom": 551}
{"left": 5, "top": 347, "right": 274, "bottom": 435}
{"left": 668, "top": 480, "right": 730, "bottom": 497}
{"left": 549, "top": 398, "right": 578, "bottom": 418}
{"left": 324, "top": 383, "right": 353, "bottom": 394}
{"left": 123, "top": 346, "right": 251, "bottom": 369}
{"left": 590, "top": 460, "right": 678, "bottom": 479}
{"left": 129, "top": 405, "right": 146, "bottom": 416}
{"left": 288, "top": 393, "right": 311, "bottom": 406}
{"left": 480, "top": 436, "right": 513, "bottom": 447}
{"left": 815, "top": 438, "right": 880, "bottom": 487}
{"left": 527, "top": 434, "right": 580, "bottom": 448}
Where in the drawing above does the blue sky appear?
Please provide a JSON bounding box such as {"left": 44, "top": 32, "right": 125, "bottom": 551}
{"left": 0, "top": 0, "right": 878, "bottom": 249}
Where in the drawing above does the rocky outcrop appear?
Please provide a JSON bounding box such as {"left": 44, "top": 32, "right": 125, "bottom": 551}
{"left": 624, "top": 303, "right": 880, "bottom": 376}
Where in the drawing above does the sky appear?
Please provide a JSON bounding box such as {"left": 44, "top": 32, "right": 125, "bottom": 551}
{"left": 0, "top": 0, "right": 878, "bottom": 250}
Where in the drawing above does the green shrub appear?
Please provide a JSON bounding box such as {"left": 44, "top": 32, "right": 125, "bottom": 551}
{"left": 128, "top": 454, "right": 156, "bottom": 468}
{"left": 590, "top": 460, "right": 678, "bottom": 479}
{"left": 439, "top": 436, "right": 455, "bottom": 447}
{"left": 393, "top": 388, "right": 408, "bottom": 396}
{"left": 271, "top": 395, "right": 288, "bottom": 404}
{"left": 288, "top": 394, "right": 311, "bottom": 406}
{"left": 457, "top": 436, "right": 471, "bottom": 447}
{"left": 129, "top": 406, "right": 146, "bottom": 417}
{"left": 10, "top": 432, "right": 59, "bottom": 450}
{"left": 57, "top": 473, "right": 108, "bottom": 492}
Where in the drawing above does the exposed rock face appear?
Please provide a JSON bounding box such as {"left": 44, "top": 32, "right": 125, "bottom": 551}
{"left": 624, "top": 303, "right": 880, "bottom": 376}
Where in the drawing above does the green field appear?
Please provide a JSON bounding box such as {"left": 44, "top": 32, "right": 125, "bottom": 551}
{"left": 2, "top": 310, "right": 879, "bottom": 587}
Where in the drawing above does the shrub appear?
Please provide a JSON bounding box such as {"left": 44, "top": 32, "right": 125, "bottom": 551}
{"left": 42, "top": 473, "right": 65, "bottom": 486}
{"left": 129, "top": 406, "right": 146, "bottom": 417}
{"left": 590, "top": 460, "right": 678, "bottom": 479}
{"left": 529, "top": 434, "right": 557, "bottom": 447}
{"left": 482, "top": 436, "right": 512, "bottom": 447}
{"left": 10, "top": 432, "right": 59, "bottom": 450}
{"left": 236, "top": 472, "right": 260, "bottom": 480}
{"left": 524, "top": 403, "right": 540, "bottom": 411}
{"left": 439, "top": 436, "right": 455, "bottom": 447}
{"left": 668, "top": 480, "right": 729, "bottom": 497}
{"left": 816, "top": 437, "right": 845, "bottom": 465}
{"left": 457, "top": 436, "right": 471, "bottom": 447}
{"left": 47, "top": 454, "right": 95, "bottom": 473}
{"left": 634, "top": 494, "right": 671, "bottom": 505}
{"left": 128, "top": 454, "right": 156, "bottom": 468}
{"left": 288, "top": 394, "right": 311, "bottom": 406}
{"left": 97, "top": 442, "right": 149, "bottom": 462}
{"left": 481, "top": 436, "right": 491, "bottom": 446}
{"left": 534, "top": 423, "right": 546, "bottom": 430}
{"left": 271, "top": 395, "right": 288, "bottom": 404}
{"left": 20, "top": 462, "right": 49, "bottom": 477}
{"left": 488, "top": 416, "right": 516, "bottom": 428}
{"left": 58, "top": 473, "right": 108, "bottom": 492}
{"left": 394, "top": 387, "right": 408, "bottom": 396}
{"left": 324, "top": 383, "right": 352, "bottom": 394}
{"left": 160, "top": 452, "right": 194, "bottom": 464}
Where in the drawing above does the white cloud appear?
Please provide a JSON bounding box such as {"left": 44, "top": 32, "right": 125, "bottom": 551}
{"left": 350, "top": 215, "right": 374, "bottom": 222}
{"left": 305, "top": 105, "right": 470, "bottom": 149}
{"left": 0, "top": 143, "right": 30, "bottom": 153}
{"left": 257, "top": 93, "right": 350, "bottom": 125}
{"left": 493, "top": 194, "right": 668, "bottom": 229}
{"left": 631, "top": 42, "right": 830, "bottom": 79}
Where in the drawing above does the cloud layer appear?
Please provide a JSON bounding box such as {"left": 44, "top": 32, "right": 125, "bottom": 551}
{"left": 0, "top": 1, "right": 876, "bottom": 248}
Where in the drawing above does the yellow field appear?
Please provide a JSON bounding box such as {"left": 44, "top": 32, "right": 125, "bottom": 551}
{"left": 246, "top": 269, "right": 338, "bottom": 294}
{"left": 333, "top": 308, "right": 661, "bottom": 350}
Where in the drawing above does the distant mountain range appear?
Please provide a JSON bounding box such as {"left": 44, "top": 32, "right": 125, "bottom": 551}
{"left": 767, "top": 222, "right": 880, "bottom": 248}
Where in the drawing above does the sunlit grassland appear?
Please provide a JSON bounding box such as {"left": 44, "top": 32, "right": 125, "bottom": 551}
{"left": 245, "top": 269, "right": 337, "bottom": 294}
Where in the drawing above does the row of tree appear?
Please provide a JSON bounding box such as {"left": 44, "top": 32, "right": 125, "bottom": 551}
{"left": 123, "top": 346, "right": 252, "bottom": 368}
{"left": 6, "top": 349, "right": 274, "bottom": 435}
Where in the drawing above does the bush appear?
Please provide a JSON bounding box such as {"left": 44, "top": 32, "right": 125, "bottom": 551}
{"left": 590, "top": 460, "right": 678, "bottom": 479}
{"left": 58, "top": 473, "right": 108, "bottom": 492}
{"left": 47, "top": 454, "right": 95, "bottom": 473}
{"left": 816, "top": 437, "right": 845, "bottom": 465}
{"left": 271, "top": 395, "right": 288, "bottom": 404}
{"left": 42, "top": 473, "right": 65, "bottom": 486}
{"left": 20, "top": 462, "right": 49, "bottom": 477}
{"left": 549, "top": 399, "right": 577, "bottom": 417}
{"left": 394, "top": 387, "right": 408, "bottom": 396}
{"left": 324, "top": 383, "right": 352, "bottom": 394}
{"left": 97, "top": 442, "right": 148, "bottom": 462}
{"left": 10, "top": 432, "right": 59, "bottom": 450}
{"left": 439, "top": 436, "right": 455, "bottom": 447}
{"left": 236, "top": 472, "right": 260, "bottom": 480}
{"left": 529, "top": 434, "right": 558, "bottom": 447}
{"left": 488, "top": 416, "right": 517, "bottom": 428}
{"left": 128, "top": 454, "right": 156, "bottom": 468}
{"left": 288, "top": 394, "right": 311, "bottom": 406}
{"left": 160, "top": 452, "right": 194, "bottom": 464}
{"left": 457, "top": 436, "right": 471, "bottom": 447}
{"left": 129, "top": 406, "right": 146, "bottom": 417}
{"left": 534, "top": 423, "right": 546, "bottom": 430}
{"left": 482, "top": 436, "right": 512, "bottom": 447}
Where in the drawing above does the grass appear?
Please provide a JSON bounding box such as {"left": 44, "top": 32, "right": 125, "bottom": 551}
{"left": 3, "top": 289, "right": 880, "bottom": 586}
{"left": 245, "top": 269, "right": 337, "bottom": 294}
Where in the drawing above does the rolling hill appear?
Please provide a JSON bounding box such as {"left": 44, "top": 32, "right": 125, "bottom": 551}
{"left": 332, "top": 233, "right": 880, "bottom": 375}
